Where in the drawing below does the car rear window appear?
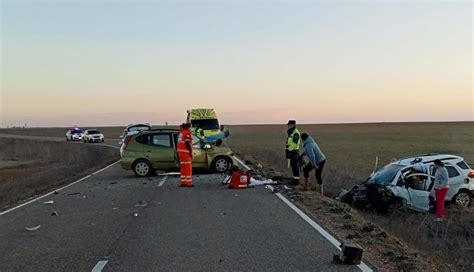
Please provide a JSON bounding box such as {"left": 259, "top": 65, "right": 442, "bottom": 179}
{"left": 151, "top": 134, "right": 172, "bottom": 147}
{"left": 456, "top": 161, "right": 470, "bottom": 170}
{"left": 446, "top": 166, "right": 460, "bottom": 178}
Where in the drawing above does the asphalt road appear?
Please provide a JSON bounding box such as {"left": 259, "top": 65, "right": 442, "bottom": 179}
{"left": 0, "top": 136, "right": 368, "bottom": 272}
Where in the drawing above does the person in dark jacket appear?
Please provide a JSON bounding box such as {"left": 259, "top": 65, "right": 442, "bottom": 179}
{"left": 300, "top": 133, "right": 326, "bottom": 194}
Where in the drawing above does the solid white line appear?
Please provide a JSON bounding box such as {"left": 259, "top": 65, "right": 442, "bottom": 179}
{"left": 266, "top": 185, "right": 373, "bottom": 272}
{"left": 158, "top": 176, "right": 168, "bottom": 187}
{"left": 91, "top": 260, "right": 108, "bottom": 272}
{"left": 231, "top": 155, "right": 251, "bottom": 171}
{"left": 0, "top": 160, "right": 120, "bottom": 216}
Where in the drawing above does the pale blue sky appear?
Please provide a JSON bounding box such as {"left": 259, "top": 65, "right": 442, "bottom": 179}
{"left": 1, "top": 1, "right": 472, "bottom": 126}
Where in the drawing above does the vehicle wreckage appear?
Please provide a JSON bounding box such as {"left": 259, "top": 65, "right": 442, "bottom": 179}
{"left": 339, "top": 154, "right": 474, "bottom": 213}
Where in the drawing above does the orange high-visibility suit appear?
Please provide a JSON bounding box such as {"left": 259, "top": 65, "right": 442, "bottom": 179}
{"left": 177, "top": 126, "right": 193, "bottom": 187}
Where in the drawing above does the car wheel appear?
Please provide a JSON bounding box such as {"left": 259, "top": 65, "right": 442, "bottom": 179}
{"left": 133, "top": 160, "right": 153, "bottom": 177}
{"left": 212, "top": 157, "right": 231, "bottom": 173}
{"left": 452, "top": 190, "right": 471, "bottom": 208}
{"left": 66, "top": 137, "right": 69, "bottom": 142}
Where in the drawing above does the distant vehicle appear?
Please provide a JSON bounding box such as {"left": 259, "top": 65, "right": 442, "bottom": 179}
{"left": 340, "top": 154, "right": 474, "bottom": 212}
{"left": 65, "top": 128, "right": 83, "bottom": 141}
{"left": 82, "top": 129, "right": 105, "bottom": 143}
{"left": 120, "top": 129, "right": 234, "bottom": 177}
{"left": 187, "top": 108, "right": 221, "bottom": 137}
{"left": 119, "top": 123, "right": 151, "bottom": 145}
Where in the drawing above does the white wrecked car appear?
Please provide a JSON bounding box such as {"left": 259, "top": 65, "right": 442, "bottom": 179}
{"left": 340, "top": 154, "right": 474, "bottom": 213}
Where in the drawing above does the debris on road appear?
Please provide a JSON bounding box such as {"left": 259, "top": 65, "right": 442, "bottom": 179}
{"left": 51, "top": 211, "right": 59, "bottom": 216}
{"left": 135, "top": 200, "right": 148, "bottom": 207}
{"left": 53, "top": 191, "right": 59, "bottom": 195}
{"left": 43, "top": 200, "right": 54, "bottom": 205}
{"left": 110, "top": 181, "right": 117, "bottom": 185}
{"left": 221, "top": 176, "right": 231, "bottom": 185}
{"left": 332, "top": 243, "right": 364, "bottom": 265}
{"left": 284, "top": 185, "right": 292, "bottom": 190}
{"left": 132, "top": 212, "right": 139, "bottom": 217}
{"left": 67, "top": 192, "right": 80, "bottom": 196}
{"left": 249, "top": 177, "right": 276, "bottom": 186}
{"left": 112, "top": 207, "right": 118, "bottom": 210}
{"left": 234, "top": 194, "right": 239, "bottom": 197}
{"left": 25, "top": 225, "right": 41, "bottom": 231}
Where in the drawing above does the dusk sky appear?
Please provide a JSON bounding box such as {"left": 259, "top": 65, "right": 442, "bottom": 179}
{"left": 1, "top": 1, "right": 472, "bottom": 127}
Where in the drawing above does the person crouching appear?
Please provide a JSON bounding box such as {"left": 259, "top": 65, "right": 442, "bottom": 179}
{"left": 300, "top": 133, "right": 326, "bottom": 195}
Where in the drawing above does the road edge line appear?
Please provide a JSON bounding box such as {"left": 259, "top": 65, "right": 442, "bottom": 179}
{"left": 0, "top": 160, "right": 121, "bottom": 216}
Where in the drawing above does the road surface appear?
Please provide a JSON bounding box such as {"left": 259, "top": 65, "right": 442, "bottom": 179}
{"left": 0, "top": 135, "right": 371, "bottom": 271}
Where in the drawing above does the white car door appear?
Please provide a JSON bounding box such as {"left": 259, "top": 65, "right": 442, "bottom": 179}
{"left": 390, "top": 173, "right": 432, "bottom": 212}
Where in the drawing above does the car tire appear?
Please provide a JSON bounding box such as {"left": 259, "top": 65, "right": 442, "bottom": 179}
{"left": 66, "top": 137, "right": 69, "bottom": 142}
{"left": 212, "top": 157, "right": 231, "bottom": 173}
{"left": 452, "top": 190, "right": 472, "bottom": 208}
{"left": 133, "top": 159, "right": 153, "bottom": 177}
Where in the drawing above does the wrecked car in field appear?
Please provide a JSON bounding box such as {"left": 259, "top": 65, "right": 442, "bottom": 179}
{"left": 339, "top": 154, "right": 474, "bottom": 213}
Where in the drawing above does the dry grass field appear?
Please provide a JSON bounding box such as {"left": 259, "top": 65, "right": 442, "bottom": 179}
{"left": 0, "top": 137, "right": 119, "bottom": 208}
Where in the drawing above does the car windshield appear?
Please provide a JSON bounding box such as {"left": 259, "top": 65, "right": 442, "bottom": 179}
{"left": 369, "top": 164, "right": 405, "bottom": 186}
{"left": 191, "top": 119, "right": 219, "bottom": 130}
{"left": 88, "top": 130, "right": 100, "bottom": 134}
{"left": 71, "top": 130, "right": 82, "bottom": 134}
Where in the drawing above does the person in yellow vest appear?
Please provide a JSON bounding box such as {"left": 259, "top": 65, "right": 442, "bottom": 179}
{"left": 285, "top": 120, "right": 301, "bottom": 186}
{"left": 192, "top": 123, "right": 205, "bottom": 138}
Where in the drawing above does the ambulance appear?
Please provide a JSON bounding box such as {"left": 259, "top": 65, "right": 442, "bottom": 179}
{"left": 186, "top": 108, "right": 221, "bottom": 137}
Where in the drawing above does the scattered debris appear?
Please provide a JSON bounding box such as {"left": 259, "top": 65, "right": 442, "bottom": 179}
{"left": 158, "top": 172, "right": 180, "bottom": 176}
{"left": 284, "top": 185, "right": 292, "bottom": 190}
{"left": 220, "top": 212, "right": 227, "bottom": 216}
{"left": 43, "top": 200, "right": 54, "bottom": 205}
{"left": 221, "top": 176, "right": 232, "bottom": 185}
{"left": 234, "top": 194, "right": 239, "bottom": 197}
{"left": 82, "top": 195, "right": 87, "bottom": 199}
{"left": 53, "top": 191, "right": 59, "bottom": 195}
{"left": 51, "top": 211, "right": 59, "bottom": 216}
{"left": 112, "top": 207, "right": 119, "bottom": 210}
{"left": 135, "top": 200, "right": 148, "bottom": 207}
{"left": 158, "top": 202, "right": 162, "bottom": 205}
{"left": 110, "top": 181, "right": 117, "bottom": 185}
{"left": 132, "top": 212, "right": 139, "bottom": 217}
{"left": 67, "top": 192, "right": 80, "bottom": 196}
{"left": 249, "top": 177, "right": 276, "bottom": 186}
{"left": 333, "top": 243, "right": 364, "bottom": 265}
{"left": 25, "top": 225, "right": 41, "bottom": 231}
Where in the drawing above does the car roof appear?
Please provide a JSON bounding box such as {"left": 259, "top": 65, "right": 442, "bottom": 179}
{"left": 396, "top": 154, "right": 464, "bottom": 166}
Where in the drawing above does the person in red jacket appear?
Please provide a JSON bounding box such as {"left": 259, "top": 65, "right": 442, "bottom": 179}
{"left": 177, "top": 123, "right": 194, "bottom": 187}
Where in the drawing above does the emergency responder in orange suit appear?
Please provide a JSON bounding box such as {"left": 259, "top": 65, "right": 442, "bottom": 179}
{"left": 177, "top": 123, "right": 194, "bottom": 187}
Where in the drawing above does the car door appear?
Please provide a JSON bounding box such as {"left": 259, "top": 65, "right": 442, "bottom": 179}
{"left": 445, "top": 164, "right": 463, "bottom": 200}
{"left": 191, "top": 134, "right": 207, "bottom": 168}
{"left": 404, "top": 173, "right": 432, "bottom": 212}
{"left": 144, "top": 133, "right": 175, "bottom": 170}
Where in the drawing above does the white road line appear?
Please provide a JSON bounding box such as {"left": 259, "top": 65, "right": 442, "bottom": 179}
{"left": 231, "top": 155, "right": 251, "bottom": 171}
{"left": 91, "top": 260, "right": 108, "bottom": 272}
{"left": 158, "top": 176, "right": 168, "bottom": 187}
{"left": 0, "top": 160, "right": 121, "bottom": 216}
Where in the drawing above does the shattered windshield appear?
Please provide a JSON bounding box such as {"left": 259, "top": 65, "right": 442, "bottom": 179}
{"left": 369, "top": 164, "right": 404, "bottom": 186}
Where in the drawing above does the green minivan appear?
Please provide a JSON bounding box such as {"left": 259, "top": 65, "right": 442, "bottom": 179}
{"left": 120, "top": 129, "right": 235, "bottom": 177}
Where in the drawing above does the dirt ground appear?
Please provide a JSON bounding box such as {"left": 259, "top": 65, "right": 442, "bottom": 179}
{"left": 0, "top": 137, "right": 120, "bottom": 209}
